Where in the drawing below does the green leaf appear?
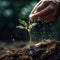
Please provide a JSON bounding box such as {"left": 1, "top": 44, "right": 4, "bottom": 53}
{"left": 29, "top": 23, "right": 37, "bottom": 29}
{"left": 17, "top": 19, "right": 37, "bottom": 30}
{"left": 16, "top": 25, "right": 25, "bottom": 29}
{"left": 29, "top": 24, "right": 33, "bottom": 29}
{"left": 18, "top": 19, "right": 28, "bottom": 29}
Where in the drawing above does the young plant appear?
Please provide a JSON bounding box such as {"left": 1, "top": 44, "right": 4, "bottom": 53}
{"left": 16, "top": 19, "right": 37, "bottom": 45}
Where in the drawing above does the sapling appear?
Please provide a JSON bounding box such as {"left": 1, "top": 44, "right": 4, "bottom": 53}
{"left": 16, "top": 19, "right": 37, "bottom": 45}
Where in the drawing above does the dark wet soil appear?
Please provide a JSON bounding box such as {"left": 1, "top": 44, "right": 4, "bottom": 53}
{"left": 0, "top": 39, "right": 60, "bottom": 60}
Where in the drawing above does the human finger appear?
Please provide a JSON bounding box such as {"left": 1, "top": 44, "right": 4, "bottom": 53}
{"left": 31, "top": 1, "right": 42, "bottom": 14}
{"left": 29, "top": 3, "right": 55, "bottom": 19}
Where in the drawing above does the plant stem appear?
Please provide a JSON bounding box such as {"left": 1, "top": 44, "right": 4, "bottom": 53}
{"left": 28, "top": 20, "right": 32, "bottom": 46}
{"left": 28, "top": 29, "right": 32, "bottom": 46}
{"left": 29, "top": 31, "right": 32, "bottom": 45}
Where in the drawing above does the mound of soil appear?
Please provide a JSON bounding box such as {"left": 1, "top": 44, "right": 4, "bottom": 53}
{"left": 0, "top": 39, "right": 60, "bottom": 60}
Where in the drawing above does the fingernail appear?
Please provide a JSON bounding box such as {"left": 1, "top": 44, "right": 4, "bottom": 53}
{"left": 29, "top": 14, "right": 34, "bottom": 19}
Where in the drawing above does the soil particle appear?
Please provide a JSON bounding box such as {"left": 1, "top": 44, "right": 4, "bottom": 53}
{"left": 0, "top": 39, "right": 60, "bottom": 60}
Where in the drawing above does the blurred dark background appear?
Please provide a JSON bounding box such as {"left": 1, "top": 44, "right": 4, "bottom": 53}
{"left": 0, "top": 0, "right": 60, "bottom": 43}
{"left": 0, "top": 0, "right": 39, "bottom": 42}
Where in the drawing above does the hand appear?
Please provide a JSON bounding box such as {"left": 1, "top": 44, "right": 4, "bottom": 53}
{"left": 29, "top": 0, "right": 60, "bottom": 22}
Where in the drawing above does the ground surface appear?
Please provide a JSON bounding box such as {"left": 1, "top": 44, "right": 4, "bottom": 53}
{"left": 0, "top": 39, "right": 60, "bottom": 60}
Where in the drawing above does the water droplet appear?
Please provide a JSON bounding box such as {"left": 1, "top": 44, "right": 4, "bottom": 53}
{"left": 43, "top": 27, "right": 45, "bottom": 30}
{"left": 12, "top": 39, "right": 15, "bottom": 42}
{"left": 43, "top": 31, "right": 45, "bottom": 34}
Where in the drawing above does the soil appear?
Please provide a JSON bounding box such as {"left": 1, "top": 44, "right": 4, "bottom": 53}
{"left": 0, "top": 39, "right": 60, "bottom": 60}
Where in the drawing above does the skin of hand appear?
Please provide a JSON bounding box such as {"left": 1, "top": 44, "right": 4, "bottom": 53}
{"left": 29, "top": 0, "right": 60, "bottom": 22}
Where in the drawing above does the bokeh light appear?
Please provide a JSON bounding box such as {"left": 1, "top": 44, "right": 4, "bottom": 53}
{"left": 3, "top": 9, "right": 13, "bottom": 17}
{"left": 19, "top": 1, "right": 38, "bottom": 18}
{"left": 0, "top": 1, "right": 10, "bottom": 7}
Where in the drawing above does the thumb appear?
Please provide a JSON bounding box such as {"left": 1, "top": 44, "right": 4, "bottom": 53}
{"left": 29, "top": 13, "right": 38, "bottom": 19}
